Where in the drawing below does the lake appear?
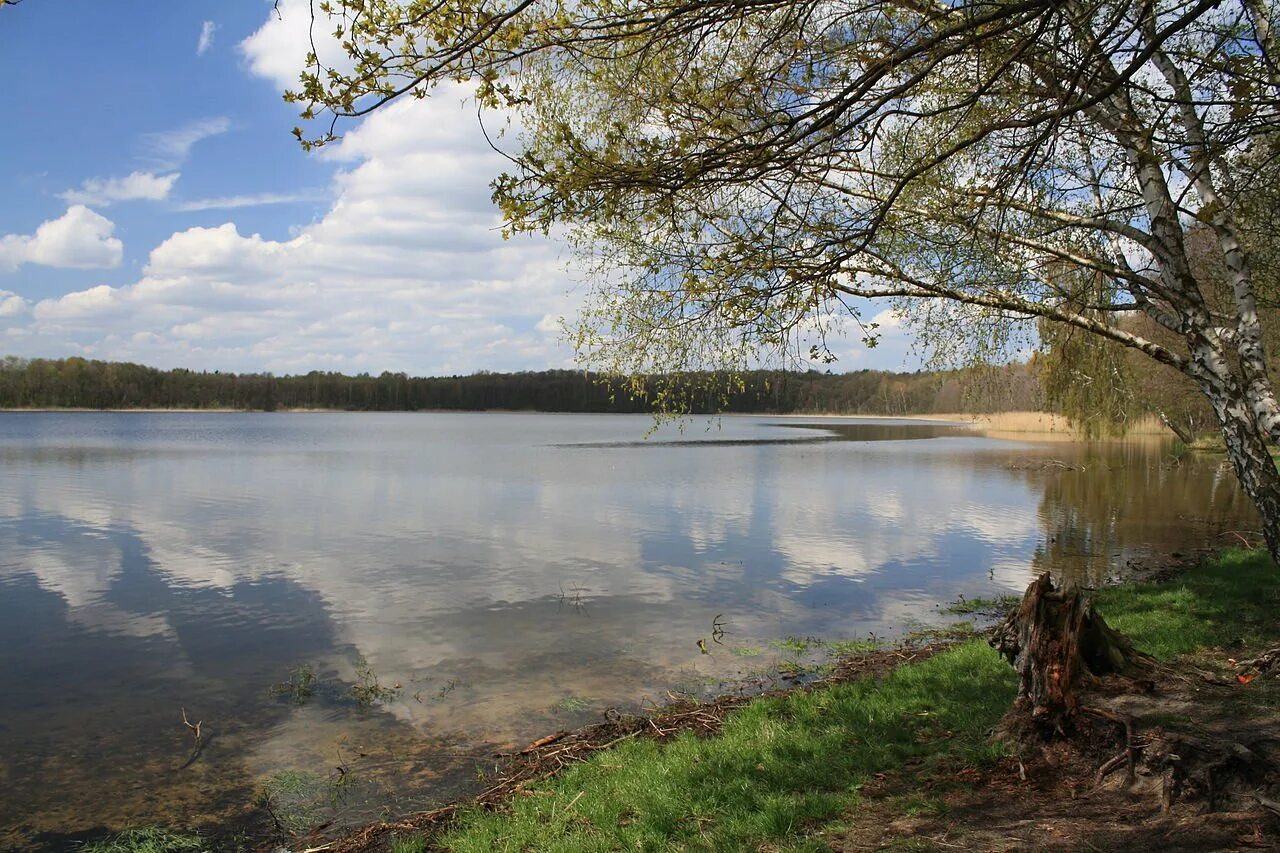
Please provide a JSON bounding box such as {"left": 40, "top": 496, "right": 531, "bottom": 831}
{"left": 0, "top": 412, "right": 1255, "bottom": 848}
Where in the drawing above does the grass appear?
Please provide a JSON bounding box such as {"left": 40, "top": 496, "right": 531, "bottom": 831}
{"left": 552, "top": 695, "right": 595, "bottom": 714}
{"left": 902, "top": 620, "right": 980, "bottom": 644}
{"left": 763, "top": 636, "right": 883, "bottom": 658}
{"left": 436, "top": 549, "right": 1278, "bottom": 852}
{"left": 769, "top": 636, "right": 824, "bottom": 656}
{"left": 260, "top": 769, "right": 347, "bottom": 834}
{"left": 77, "top": 829, "right": 211, "bottom": 853}
{"left": 1094, "top": 547, "right": 1280, "bottom": 659}
{"left": 944, "top": 595, "right": 1021, "bottom": 616}
{"left": 389, "top": 835, "right": 429, "bottom": 853}
{"left": 439, "top": 641, "right": 1016, "bottom": 852}
{"left": 825, "top": 638, "right": 885, "bottom": 656}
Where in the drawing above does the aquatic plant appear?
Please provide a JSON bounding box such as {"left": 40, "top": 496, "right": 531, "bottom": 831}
{"left": 260, "top": 769, "right": 344, "bottom": 834}
{"left": 270, "top": 663, "right": 318, "bottom": 706}
{"left": 551, "top": 695, "right": 594, "bottom": 714}
{"left": 76, "top": 828, "right": 208, "bottom": 853}
{"left": 351, "top": 657, "right": 400, "bottom": 708}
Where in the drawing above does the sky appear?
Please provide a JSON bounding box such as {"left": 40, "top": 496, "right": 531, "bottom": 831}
{"left": 0, "top": 0, "right": 917, "bottom": 377}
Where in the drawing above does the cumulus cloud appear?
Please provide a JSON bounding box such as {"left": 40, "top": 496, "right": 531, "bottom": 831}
{"left": 60, "top": 171, "right": 179, "bottom": 206}
{"left": 870, "top": 308, "right": 903, "bottom": 329}
{"left": 240, "top": 0, "right": 349, "bottom": 92}
{"left": 3, "top": 94, "right": 575, "bottom": 374}
{"left": 197, "top": 20, "right": 217, "bottom": 56}
{"left": 0, "top": 290, "right": 28, "bottom": 317}
{"left": 0, "top": 206, "right": 124, "bottom": 272}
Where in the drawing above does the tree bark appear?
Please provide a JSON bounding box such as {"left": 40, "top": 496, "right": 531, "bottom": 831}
{"left": 1157, "top": 409, "right": 1196, "bottom": 445}
{"left": 1200, "top": 375, "right": 1280, "bottom": 561}
{"left": 992, "top": 573, "right": 1149, "bottom": 740}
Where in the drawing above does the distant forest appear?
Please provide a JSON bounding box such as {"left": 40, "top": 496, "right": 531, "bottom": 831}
{"left": 0, "top": 356, "right": 1042, "bottom": 415}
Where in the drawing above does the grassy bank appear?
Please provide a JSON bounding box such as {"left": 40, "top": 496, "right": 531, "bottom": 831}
{"left": 83, "top": 549, "right": 1278, "bottom": 853}
{"left": 400, "top": 550, "right": 1277, "bottom": 852}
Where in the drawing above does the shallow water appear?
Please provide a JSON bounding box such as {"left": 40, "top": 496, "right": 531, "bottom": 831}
{"left": 0, "top": 412, "right": 1255, "bottom": 847}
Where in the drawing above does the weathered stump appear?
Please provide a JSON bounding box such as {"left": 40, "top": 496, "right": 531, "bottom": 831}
{"left": 991, "top": 573, "right": 1150, "bottom": 739}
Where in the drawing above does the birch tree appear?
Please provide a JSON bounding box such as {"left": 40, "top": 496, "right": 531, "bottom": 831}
{"left": 288, "top": 0, "right": 1280, "bottom": 559}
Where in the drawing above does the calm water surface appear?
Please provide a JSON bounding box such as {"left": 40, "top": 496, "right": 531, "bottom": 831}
{"left": 0, "top": 412, "right": 1255, "bottom": 846}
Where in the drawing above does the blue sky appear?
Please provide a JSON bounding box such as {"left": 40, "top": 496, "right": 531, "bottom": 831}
{"left": 0, "top": 0, "right": 917, "bottom": 376}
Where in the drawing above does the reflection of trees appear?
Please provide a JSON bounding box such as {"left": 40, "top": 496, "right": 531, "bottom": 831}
{"left": 1026, "top": 444, "right": 1256, "bottom": 586}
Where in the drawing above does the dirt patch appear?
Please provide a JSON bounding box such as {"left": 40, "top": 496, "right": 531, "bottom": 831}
{"left": 831, "top": 759, "right": 1276, "bottom": 852}
{"left": 827, "top": 650, "right": 1280, "bottom": 852}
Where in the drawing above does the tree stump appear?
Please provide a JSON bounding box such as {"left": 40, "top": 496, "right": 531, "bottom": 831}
{"left": 991, "top": 573, "right": 1150, "bottom": 739}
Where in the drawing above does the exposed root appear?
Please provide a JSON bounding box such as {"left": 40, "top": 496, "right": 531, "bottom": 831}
{"left": 1237, "top": 647, "right": 1280, "bottom": 678}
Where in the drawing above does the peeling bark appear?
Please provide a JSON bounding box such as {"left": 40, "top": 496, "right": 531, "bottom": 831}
{"left": 1192, "top": 355, "right": 1280, "bottom": 559}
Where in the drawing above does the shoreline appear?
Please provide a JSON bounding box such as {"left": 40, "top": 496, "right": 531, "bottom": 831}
{"left": 0, "top": 407, "right": 1176, "bottom": 438}
{"left": 321, "top": 548, "right": 1280, "bottom": 853}
{"left": 71, "top": 547, "right": 1278, "bottom": 853}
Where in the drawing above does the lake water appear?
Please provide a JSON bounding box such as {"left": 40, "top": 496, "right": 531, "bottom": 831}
{"left": 0, "top": 412, "right": 1255, "bottom": 847}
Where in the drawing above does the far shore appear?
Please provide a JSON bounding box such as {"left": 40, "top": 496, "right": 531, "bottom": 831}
{"left": 0, "top": 407, "right": 1175, "bottom": 438}
{"left": 769, "top": 409, "right": 1172, "bottom": 438}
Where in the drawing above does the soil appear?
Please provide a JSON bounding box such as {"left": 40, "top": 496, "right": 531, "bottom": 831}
{"left": 826, "top": 652, "right": 1280, "bottom": 852}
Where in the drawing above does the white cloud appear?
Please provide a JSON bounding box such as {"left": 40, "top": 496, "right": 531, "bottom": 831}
{"left": 197, "top": 20, "right": 217, "bottom": 56}
{"left": 0, "top": 290, "right": 28, "bottom": 317}
{"left": 172, "top": 190, "right": 325, "bottom": 212}
{"left": 870, "top": 308, "right": 903, "bottom": 329}
{"left": 240, "top": 0, "right": 349, "bottom": 92}
{"left": 4, "top": 94, "right": 575, "bottom": 374}
{"left": 60, "top": 171, "right": 179, "bottom": 206}
{"left": 0, "top": 206, "right": 124, "bottom": 272}
{"left": 140, "top": 117, "right": 231, "bottom": 170}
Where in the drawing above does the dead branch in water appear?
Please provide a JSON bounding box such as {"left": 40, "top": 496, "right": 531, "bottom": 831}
{"left": 181, "top": 707, "right": 202, "bottom": 743}
{"left": 178, "top": 707, "right": 206, "bottom": 770}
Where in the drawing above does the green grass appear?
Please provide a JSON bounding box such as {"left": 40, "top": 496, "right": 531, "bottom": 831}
{"left": 439, "top": 641, "right": 1016, "bottom": 852}
{"left": 769, "top": 636, "right": 823, "bottom": 656}
{"left": 260, "top": 769, "right": 346, "bottom": 834}
{"left": 944, "top": 595, "right": 1021, "bottom": 616}
{"left": 436, "top": 549, "right": 1278, "bottom": 852}
{"left": 389, "top": 835, "right": 429, "bottom": 853}
{"left": 78, "top": 829, "right": 210, "bottom": 853}
{"left": 902, "top": 620, "right": 980, "bottom": 644}
{"left": 552, "top": 695, "right": 595, "bottom": 714}
{"left": 825, "top": 638, "right": 885, "bottom": 656}
{"left": 1095, "top": 548, "right": 1280, "bottom": 660}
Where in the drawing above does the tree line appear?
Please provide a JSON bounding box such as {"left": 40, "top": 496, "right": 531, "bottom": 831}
{"left": 0, "top": 356, "right": 1042, "bottom": 415}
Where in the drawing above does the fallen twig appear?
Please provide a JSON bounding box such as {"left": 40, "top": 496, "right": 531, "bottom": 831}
{"left": 519, "top": 731, "right": 568, "bottom": 754}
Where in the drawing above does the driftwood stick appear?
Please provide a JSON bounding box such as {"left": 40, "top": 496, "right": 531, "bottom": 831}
{"left": 181, "top": 707, "right": 202, "bottom": 743}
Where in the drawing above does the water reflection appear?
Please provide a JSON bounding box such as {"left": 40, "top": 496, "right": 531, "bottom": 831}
{"left": 0, "top": 413, "right": 1255, "bottom": 848}
{"left": 1023, "top": 444, "right": 1253, "bottom": 585}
